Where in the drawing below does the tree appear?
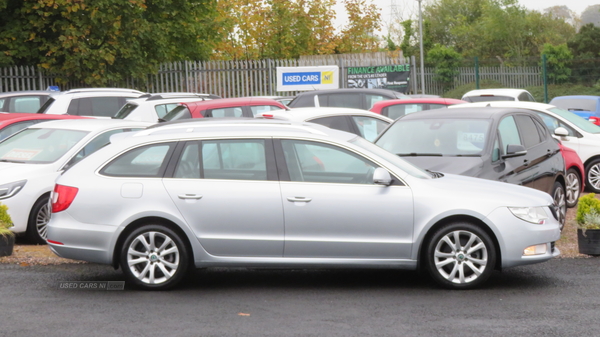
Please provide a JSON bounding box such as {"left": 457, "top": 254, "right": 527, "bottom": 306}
{"left": 541, "top": 43, "right": 572, "bottom": 84}
{"left": 426, "top": 44, "right": 461, "bottom": 91}
{"left": 334, "top": 0, "right": 382, "bottom": 54}
{"left": 568, "top": 23, "right": 600, "bottom": 85}
{"left": 0, "top": 0, "right": 219, "bottom": 86}
{"left": 581, "top": 5, "right": 600, "bottom": 27}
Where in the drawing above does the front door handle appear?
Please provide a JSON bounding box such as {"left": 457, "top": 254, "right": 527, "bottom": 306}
{"left": 287, "top": 197, "right": 312, "bottom": 203}
{"left": 178, "top": 194, "right": 203, "bottom": 200}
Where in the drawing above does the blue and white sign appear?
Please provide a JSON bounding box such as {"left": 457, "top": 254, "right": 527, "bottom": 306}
{"left": 277, "top": 66, "right": 339, "bottom": 91}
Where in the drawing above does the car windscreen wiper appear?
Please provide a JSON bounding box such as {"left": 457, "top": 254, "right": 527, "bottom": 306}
{"left": 397, "top": 153, "right": 443, "bottom": 157}
{"left": 0, "top": 159, "right": 26, "bottom": 163}
{"left": 451, "top": 154, "right": 481, "bottom": 157}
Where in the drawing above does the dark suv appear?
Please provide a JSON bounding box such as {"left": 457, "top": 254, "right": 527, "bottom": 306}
{"left": 287, "top": 88, "right": 408, "bottom": 110}
{"left": 375, "top": 106, "right": 567, "bottom": 226}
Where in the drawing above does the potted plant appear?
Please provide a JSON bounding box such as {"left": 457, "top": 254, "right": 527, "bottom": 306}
{"left": 0, "top": 202, "right": 14, "bottom": 257}
{"left": 575, "top": 194, "right": 600, "bottom": 256}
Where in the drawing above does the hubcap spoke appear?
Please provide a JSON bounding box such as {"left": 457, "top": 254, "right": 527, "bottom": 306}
{"left": 127, "top": 231, "right": 180, "bottom": 285}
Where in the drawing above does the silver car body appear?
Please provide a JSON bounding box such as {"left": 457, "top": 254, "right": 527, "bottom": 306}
{"left": 47, "top": 120, "right": 560, "bottom": 279}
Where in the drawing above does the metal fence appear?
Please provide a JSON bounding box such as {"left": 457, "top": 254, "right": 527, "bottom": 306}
{"left": 0, "top": 54, "right": 545, "bottom": 97}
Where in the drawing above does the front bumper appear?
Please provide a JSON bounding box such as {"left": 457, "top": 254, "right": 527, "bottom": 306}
{"left": 486, "top": 206, "right": 562, "bottom": 268}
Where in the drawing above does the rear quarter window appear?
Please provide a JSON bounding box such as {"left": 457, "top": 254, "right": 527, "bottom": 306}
{"left": 100, "top": 142, "right": 176, "bottom": 177}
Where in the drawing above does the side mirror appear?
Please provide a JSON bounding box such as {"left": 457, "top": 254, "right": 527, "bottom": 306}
{"left": 554, "top": 127, "right": 569, "bottom": 137}
{"left": 502, "top": 144, "right": 527, "bottom": 159}
{"left": 373, "top": 167, "right": 392, "bottom": 186}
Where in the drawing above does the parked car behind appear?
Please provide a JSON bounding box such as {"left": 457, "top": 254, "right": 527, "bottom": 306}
{"left": 287, "top": 88, "right": 408, "bottom": 110}
{"left": 0, "top": 119, "right": 151, "bottom": 243}
{"left": 374, "top": 107, "right": 567, "bottom": 227}
{"left": 256, "top": 107, "right": 393, "bottom": 142}
{"left": 549, "top": 95, "right": 600, "bottom": 125}
{"left": 37, "top": 88, "right": 144, "bottom": 117}
{"left": 113, "top": 93, "right": 220, "bottom": 123}
{"left": 370, "top": 98, "right": 467, "bottom": 119}
{"left": 560, "top": 143, "right": 585, "bottom": 208}
{"left": 47, "top": 118, "right": 560, "bottom": 290}
{"left": 160, "top": 97, "right": 287, "bottom": 122}
{"left": 461, "top": 89, "right": 535, "bottom": 103}
{"left": 0, "top": 113, "right": 90, "bottom": 141}
{"left": 0, "top": 90, "right": 54, "bottom": 113}
{"left": 451, "top": 101, "right": 600, "bottom": 194}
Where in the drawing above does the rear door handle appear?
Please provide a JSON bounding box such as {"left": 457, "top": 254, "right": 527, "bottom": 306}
{"left": 287, "top": 197, "right": 312, "bottom": 203}
{"left": 178, "top": 194, "right": 203, "bottom": 200}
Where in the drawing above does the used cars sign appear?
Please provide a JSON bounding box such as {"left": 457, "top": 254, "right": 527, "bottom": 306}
{"left": 277, "top": 66, "right": 339, "bottom": 91}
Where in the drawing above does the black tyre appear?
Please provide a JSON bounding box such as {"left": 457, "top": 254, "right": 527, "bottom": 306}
{"left": 26, "top": 196, "right": 51, "bottom": 245}
{"left": 426, "top": 222, "right": 496, "bottom": 290}
{"left": 586, "top": 158, "right": 600, "bottom": 193}
{"left": 120, "top": 224, "right": 189, "bottom": 290}
{"left": 565, "top": 168, "right": 582, "bottom": 208}
{"left": 552, "top": 181, "right": 567, "bottom": 230}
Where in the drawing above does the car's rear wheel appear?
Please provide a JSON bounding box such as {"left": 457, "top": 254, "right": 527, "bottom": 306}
{"left": 26, "top": 196, "right": 51, "bottom": 245}
{"left": 586, "top": 159, "right": 600, "bottom": 193}
{"left": 552, "top": 181, "right": 567, "bottom": 230}
{"left": 565, "top": 168, "right": 582, "bottom": 208}
{"left": 120, "top": 224, "right": 189, "bottom": 290}
{"left": 426, "top": 222, "right": 496, "bottom": 290}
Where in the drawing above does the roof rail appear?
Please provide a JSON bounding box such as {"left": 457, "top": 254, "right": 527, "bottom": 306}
{"left": 64, "top": 88, "right": 144, "bottom": 94}
{"left": 141, "top": 93, "right": 222, "bottom": 101}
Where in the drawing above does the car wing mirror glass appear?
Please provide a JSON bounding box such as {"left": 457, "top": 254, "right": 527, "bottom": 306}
{"left": 502, "top": 144, "right": 527, "bottom": 159}
{"left": 373, "top": 167, "right": 392, "bottom": 186}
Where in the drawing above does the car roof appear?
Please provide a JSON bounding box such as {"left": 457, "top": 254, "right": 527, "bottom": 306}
{"left": 295, "top": 88, "right": 406, "bottom": 96}
{"left": 257, "top": 107, "right": 393, "bottom": 122}
{"left": 24, "top": 118, "right": 152, "bottom": 131}
{"left": 0, "top": 113, "right": 89, "bottom": 126}
{"left": 182, "top": 97, "right": 287, "bottom": 109}
{"left": 398, "top": 106, "right": 537, "bottom": 120}
{"left": 373, "top": 98, "right": 467, "bottom": 106}
{"left": 450, "top": 101, "right": 556, "bottom": 111}
{"left": 0, "top": 91, "right": 54, "bottom": 97}
{"left": 550, "top": 95, "right": 600, "bottom": 100}
{"left": 462, "top": 88, "right": 529, "bottom": 97}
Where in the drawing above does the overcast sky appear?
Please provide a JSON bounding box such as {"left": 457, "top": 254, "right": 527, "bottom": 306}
{"left": 334, "top": 0, "right": 599, "bottom": 31}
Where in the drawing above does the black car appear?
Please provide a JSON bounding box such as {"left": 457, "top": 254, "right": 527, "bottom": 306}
{"left": 287, "top": 88, "right": 408, "bottom": 110}
{"left": 374, "top": 106, "right": 567, "bottom": 226}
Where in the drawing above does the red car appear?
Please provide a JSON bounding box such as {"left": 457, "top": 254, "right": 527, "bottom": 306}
{"left": 160, "top": 97, "right": 288, "bottom": 122}
{"left": 370, "top": 98, "right": 467, "bottom": 119}
{"left": 560, "top": 142, "right": 585, "bottom": 208}
{"left": 0, "top": 113, "right": 90, "bottom": 141}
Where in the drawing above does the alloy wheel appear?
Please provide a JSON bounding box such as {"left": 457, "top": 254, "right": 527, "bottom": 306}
{"left": 588, "top": 163, "right": 600, "bottom": 192}
{"left": 565, "top": 170, "right": 581, "bottom": 207}
{"left": 36, "top": 202, "right": 51, "bottom": 240}
{"left": 553, "top": 185, "right": 567, "bottom": 229}
{"left": 433, "top": 230, "right": 488, "bottom": 284}
{"left": 127, "top": 231, "right": 180, "bottom": 285}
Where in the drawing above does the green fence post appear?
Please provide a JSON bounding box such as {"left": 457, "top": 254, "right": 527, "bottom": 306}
{"left": 542, "top": 54, "right": 548, "bottom": 103}
{"left": 475, "top": 57, "right": 480, "bottom": 89}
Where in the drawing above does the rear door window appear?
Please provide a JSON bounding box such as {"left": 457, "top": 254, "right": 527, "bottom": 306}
{"left": 308, "top": 116, "right": 354, "bottom": 134}
{"left": 365, "top": 94, "right": 387, "bottom": 109}
{"left": 327, "top": 94, "right": 362, "bottom": 109}
{"left": 68, "top": 97, "right": 128, "bottom": 117}
{"left": 250, "top": 105, "right": 282, "bottom": 116}
{"left": 10, "top": 96, "right": 46, "bottom": 113}
{"left": 206, "top": 107, "right": 243, "bottom": 118}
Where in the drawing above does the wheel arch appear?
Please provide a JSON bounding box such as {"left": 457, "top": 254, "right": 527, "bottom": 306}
{"left": 111, "top": 216, "right": 194, "bottom": 269}
{"left": 417, "top": 214, "right": 502, "bottom": 272}
{"left": 583, "top": 155, "right": 600, "bottom": 171}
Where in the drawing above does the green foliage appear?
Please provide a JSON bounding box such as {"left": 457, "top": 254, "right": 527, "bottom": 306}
{"left": 524, "top": 84, "right": 600, "bottom": 102}
{"left": 576, "top": 194, "right": 600, "bottom": 228}
{"left": 567, "top": 24, "right": 600, "bottom": 86}
{"left": 541, "top": 44, "right": 572, "bottom": 84}
{"left": 0, "top": 203, "right": 13, "bottom": 238}
{"left": 399, "top": 20, "right": 416, "bottom": 57}
{"left": 0, "top": 0, "right": 219, "bottom": 85}
{"left": 426, "top": 44, "right": 462, "bottom": 91}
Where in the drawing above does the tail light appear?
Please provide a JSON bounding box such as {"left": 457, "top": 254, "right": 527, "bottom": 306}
{"left": 589, "top": 116, "right": 600, "bottom": 125}
{"left": 52, "top": 184, "right": 79, "bottom": 213}
{"left": 261, "top": 114, "right": 274, "bottom": 119}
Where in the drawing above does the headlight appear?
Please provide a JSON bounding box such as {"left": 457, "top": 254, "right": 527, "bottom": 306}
{"left": 0, "top": 180, "right": 27, "bottom": 200}
{"left": 508, "top": 206, "right": 548, "bottom": 224}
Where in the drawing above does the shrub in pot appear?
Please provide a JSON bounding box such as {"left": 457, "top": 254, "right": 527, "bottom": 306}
{"left": 575, "top": 194, "right": 600, "bottom": 256}
{"left": 0, "top": 203, "right": 15, "bottom": 257}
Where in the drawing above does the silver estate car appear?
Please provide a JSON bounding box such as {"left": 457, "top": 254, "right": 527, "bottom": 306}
{"left": 47, "top": 119, "right": 561, "bottom": 290}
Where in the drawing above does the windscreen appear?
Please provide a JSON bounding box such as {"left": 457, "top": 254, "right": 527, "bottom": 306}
{"left": 161, "top": 106, "right": 192, "bottom": 121}
{"left": 113, "top": 103, "right": 138, "bottom": 119}
{"left": 0, "top": 128, "right": 88, "bottom": 163}
{"left": 551, "top": 98, "right": 596, "bottom": 112}
{"left": 376, "top": 118, "right": 491, "bottom": 156}
{"left": 548, "top": 108, "right": 600, "bottom": 134}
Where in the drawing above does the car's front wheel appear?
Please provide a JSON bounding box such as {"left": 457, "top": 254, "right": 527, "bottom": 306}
{"left": 586, "top": 158, "right": 600, "bottom": 193}
{"left": 120, "top": 224, "right": 189, "bottom": 290}
{"left": 26, "top": 196, "right": 51, "bottom": 244}
{"left": 565, "top": 168, "right": 582, "bottom": 208}
{"left": 425, "top": 222, "right": 496, "bottom": 290}
{"left": 552, "top": 181, "right": 567, "bottom": 230}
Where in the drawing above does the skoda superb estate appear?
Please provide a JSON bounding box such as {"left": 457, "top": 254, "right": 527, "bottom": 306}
{"left": 47, "top": 119, "right": 561, "bottom": 290}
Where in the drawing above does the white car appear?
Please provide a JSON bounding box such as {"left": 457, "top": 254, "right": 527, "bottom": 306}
{"left": 0, "top": 119, "right": 152, "bottom": 243}
{"left": 461, "top": 89, "right": 536, "bottom": 103}
{"left": 255, "top": 107, "right": 392, "bottom": 142}
{"left": 38, "top": 88, "right": 144, "bottom": 117}
{"left": 47, "top": 119, "right": 560, "bottom": 290}
{"left": 114, "top": 93, "right": 221, "bottom": 123}
{"left": 451, "top": 101, "right": 600, "bottom": 192}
